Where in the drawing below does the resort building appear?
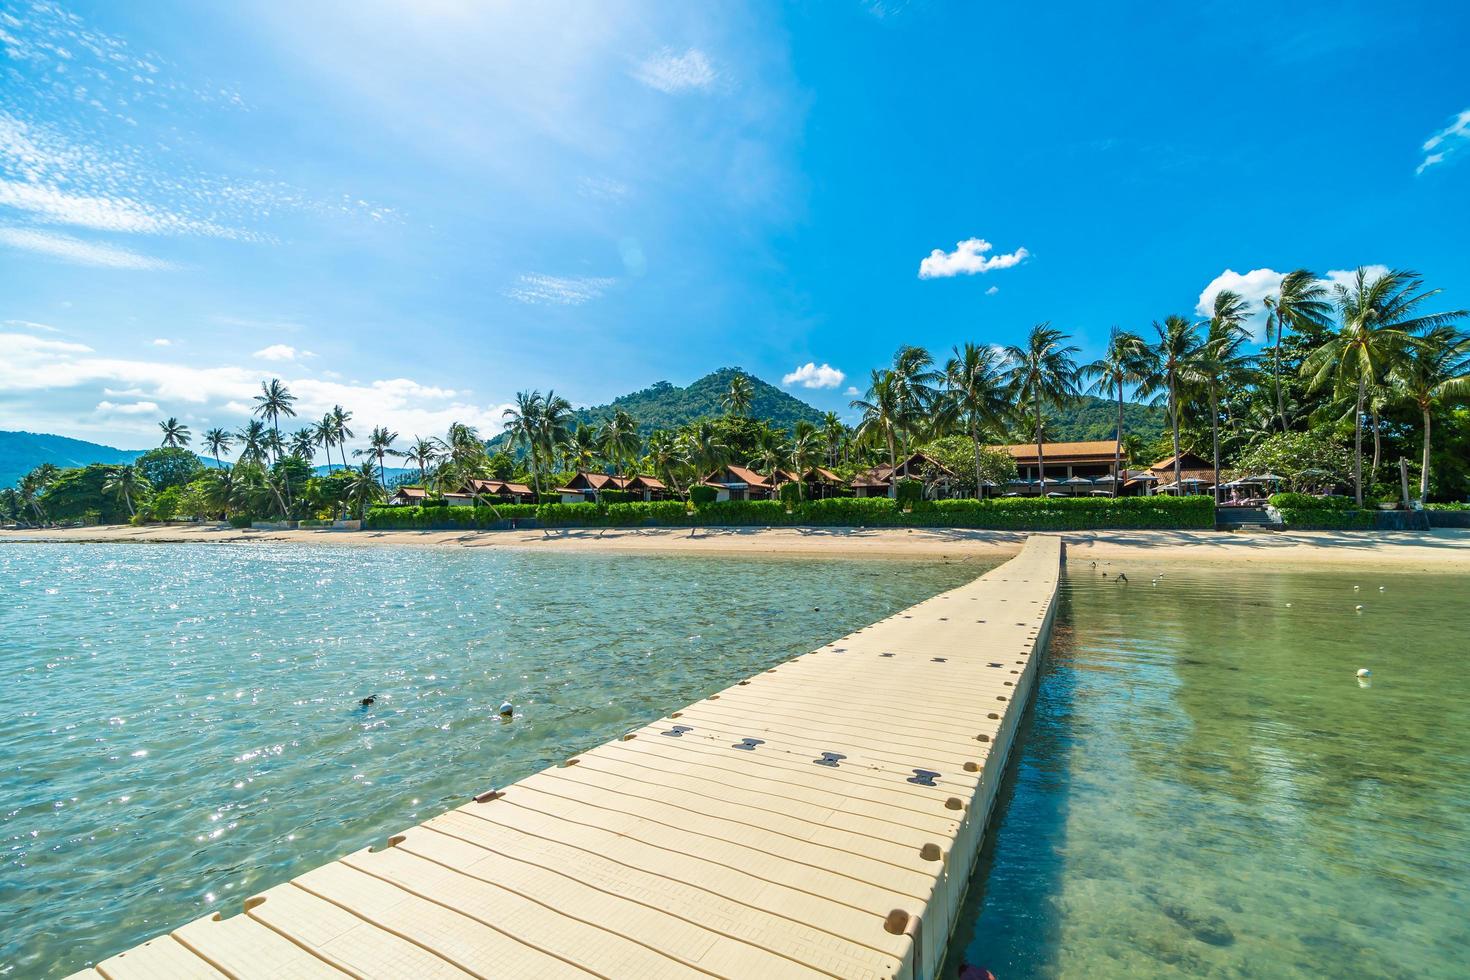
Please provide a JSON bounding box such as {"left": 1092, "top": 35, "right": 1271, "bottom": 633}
{"left": 785, "top": 466, "right": 846, "bottom": 499}
{"left": 1143, "top": 451, "right": 1216, "bottom": 494}
{"left": 386, "top": 486, "right": 430, "bottom": 506}
{"left": 553, "top": 471, "right": 671, "bottom": 503}
{"left": 850, "top": 452, "right": 956, "bottom": 498}
{"left": 701, "top": 464, "right": 775, "bottom": 501}
{"left": 997, "top": 439, "right": 1132, "bottom": 495}
{"left": 386, "top": 478, "right": 534, "bottom": 506}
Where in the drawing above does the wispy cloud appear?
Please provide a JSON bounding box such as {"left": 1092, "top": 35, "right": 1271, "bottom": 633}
{"left": 633, "top": 48, "right": 717, "bottom": 93}
{"left": 1417, "top": 108, "right": 1470, "bottom": 175}
{"left": 506, "top": 273, "right": 616, "bottom": 306}
{"left": 150, "top": 338, "right": 171, "bottom": 347}
{"left": 918, "top": 238, "right": 1029, "bottom": 279}
{"left": 578, "top": 176, "right": 630, "bottom": 202}
{"left": 0, "top": 226, "right": 176, "bottom": 269}
{"left": 96, "top": 399, "right": 160, "bottom": 415}
{"left": 782, "top": 362, "right": 846, "bottom": 389}
{"left": 252, "top": 344, "right": 312, "bottom": 362}
{"left": 5, "top": 318, "right": 63, "bottom": 333}
{"left": 985, "top": 285, "right": 999, "bottom": 296}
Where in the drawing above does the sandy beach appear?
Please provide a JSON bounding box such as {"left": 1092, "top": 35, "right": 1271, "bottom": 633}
{"left": 4, "top": 522, "right": 1470, "bottom": 571}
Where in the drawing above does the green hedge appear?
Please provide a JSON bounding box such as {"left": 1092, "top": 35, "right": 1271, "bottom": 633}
{"left": 365, "top": 495, "right": 1214, "bottom": 531}
{"left": 1267, "top": 493, "right": 1375, "bottom": 529}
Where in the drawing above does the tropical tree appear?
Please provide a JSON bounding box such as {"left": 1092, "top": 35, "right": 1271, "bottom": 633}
{"left": 789, "top": 420, "right": 822, "bottom": 490}
{"left": 289, "top": 427, "right": 317, "bottom": 462}
{"left": 1263, "top": 271, "right": 1334, "bottom": 433}
{"left": 253, "top": 378, "right": 297, "bottom": 507}
{"left": 748, "top": 427, "right": 788, "bottom": 493}
{"left": 400, "top": 437, "right": 439, "bottom": 487}
{"left": 503, "top": 391, "right": 546, "bottom": 495}
{"left": 946, "top": 342, "right": 1012, "bottom": 498}
{"left": 851, "top": 369, "right": 903, "bottom": 477}
{"left": 644, "top": 429, "right": 687, "bottom": 494}
{"left": 599, "top": 409, "right": 641, "bottom": 478}
{"left": 329, "top": 405, "right": 354, "bottom": 471}
{"left": 203, "top": 428, "right": 233, "bottom": 469}
{"left": 1200, "top": 291, "right": 1254, "bottom": 501}
{"left": 1390, "top": 325, "right": 1470, "bottom": 502}
{"left": 355, "top": 426, "right": 401, "bottom": 489}
{"left": 342, "top": 462, "right": 384, "bottom": 518}
{"left": 313, "top": 415, "right": 339, "bottom": 473}
{"left": 1304, "top": 268, "right": 1464, "bottom": 505}
{"left": 891, "top": 346, "right": 941, "bottom": 454}
{"left": 1082, "top": 327, "right": 1150, "bottom": 495}
{"left": 159, "top": 417, "right": 191, "bottom": 448}
{"left": 1004, "top": 324, "right": 1081, "bottom": 494}
{"left": 724, "top": 373, "right": 753, "bottom": 418}
{"left": 821, "top": 411, "right": 846, "bottom": 467}
{"left": 1138, "top": 315, "right": 1205, "bottom": 494}
{"left": 102, "top": 464, "right": 150, "bottom": 517}
{"left": 235, "top": 420, "right": 269, "bottom": 466}
{"left": 566, "top": 423, "right": 600, "bottom": 472}
{"left": 683, "top": 419, "right": 730, "bottom": 490}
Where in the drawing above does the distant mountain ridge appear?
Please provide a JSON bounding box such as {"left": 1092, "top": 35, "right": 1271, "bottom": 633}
{"left": 0, "top": 431, "right": 151, "bottom": 489}
{"left": 1043, "top": 395, "right": 1165, "bottom": 443}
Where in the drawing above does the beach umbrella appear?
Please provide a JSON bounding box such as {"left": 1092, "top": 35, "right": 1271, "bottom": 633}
{"left": 1092, "top": 474, "right": 1119, "bottom": 484}
{"left": 1062, "top": 476, "right": 1095, "bottom": 485}
{"left": 1249, "top": 472, "right": 1285, "bottom": 483}
{"left": 1132, "top": 472, "right": 1159, "bottom": 482}
{"left": 1046, "top": 491, "right": 1069, "bottom": 498}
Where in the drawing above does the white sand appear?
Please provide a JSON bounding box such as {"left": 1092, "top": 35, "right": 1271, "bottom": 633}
{"left": 4, "top": 523, "right": 1469, "bottom": 571}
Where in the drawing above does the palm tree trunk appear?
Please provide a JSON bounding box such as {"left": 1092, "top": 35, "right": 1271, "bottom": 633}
{"left": 1035, "top": 390, "right": 1046, "bottom": 495}
{"left": 376, "top": 449, "right": 386, "bottom": 490}
{"left": 1115, "top": 383, "right": 1124, "bottom": 497}
{"left": 1170, "top": 378, "right": 1181, "bottom": 495}
{"left": 1371, "top": 406, "right": 1382, "bottom": 479}
{"left": 971, "top": 424, "right": 983, "bottom": 500}
{"left": 1421, "top": 406, "right": 1432, "bottom": 504}
{"left": 1211, "top": 391, "right": 1220, "bottom": 505}
{"left": 1354, "top": 375, "right": 1366, "bottom": 507}
{"left": 1273, "top": 346, "right": 1286, "bottom": 433}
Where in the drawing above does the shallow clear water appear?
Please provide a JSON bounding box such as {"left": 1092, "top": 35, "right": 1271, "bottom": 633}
{"left": 0, "top": 542, "right": 983, "bottom": 978}
{"left": 947, "top": 564, "right": 1470, "bottom": 979}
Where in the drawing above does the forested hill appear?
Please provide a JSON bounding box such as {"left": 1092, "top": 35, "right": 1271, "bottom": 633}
{"left": 0, "top": 431, "right": 149, "bottom": 489}
{"left": 1043, "top": 395, "right": 1165, "bottom": 442}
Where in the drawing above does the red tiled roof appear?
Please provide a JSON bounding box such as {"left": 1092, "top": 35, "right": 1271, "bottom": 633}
{"left": 704, "top": 465, "right": 772, "bottom": 488}
{"left": 996, "top": 440, "right": 1121, "bottom": 464}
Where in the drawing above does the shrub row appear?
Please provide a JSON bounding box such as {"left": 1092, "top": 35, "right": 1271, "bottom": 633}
{"left": 1267, "top": 492, "right": 1375, "bottom": 529}
{"left": 366, "top": 495, "right": 1215, "bottom": 532}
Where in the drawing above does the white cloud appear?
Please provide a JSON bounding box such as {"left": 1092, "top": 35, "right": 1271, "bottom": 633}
{"left": 1195, "top": 268, "right": 1286, "bottom": 317}
{"left": 782, "top": 362, "right": 846, "bottom": 389}
{"left": 985, "top": 285, "right": 999, "bottom": 296}
{"left": 918, "top": 238, "right": 1029, "bottom": 279}
{"left": 1417, "top": 108, "right": 1470, "bottom": 175}
{"left": 633, "top": 48, "right": 717, "bottom": 93}
{"left": 578, "top": 176, "right": 630, "bottom": 202}
{"left": 507, "top": 273, "right": 616, "bottom": 306}
{"left": 1322, "top": 265, "right": 1390, "bottom": 291}
{"left": 0, "top": 332, "right": 517, "bottom": 448}
{"left": 96, "top": 400, "right": 160, "bottom": 415}
{"left": 252, "top": 344, "right": 307, "bottom": 361}
{"left": 0, "top": 227, "right": 174, "bottom": 269}
{"left": 151, "top": 338, "right": 171, "bottom": 347}
{"left": 844, "top": 386, "right": 860, "bottom": 396}
{"left": 4, "top": 318, "right": 62, "bottom": 333}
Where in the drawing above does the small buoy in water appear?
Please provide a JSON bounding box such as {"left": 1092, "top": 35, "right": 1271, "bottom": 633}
{"left": 1356, "top": 668, "right": 1372, "bottom": 678}
{"left": 1353, "top": 585, "right": 1360, "bottom": 591}
{"left": 359, "top": 695, "right": 376, "bottom": 706}
{"left": 498, "top": 701, "right": 514, "bottom": 717}
{"left": 1355, "top": 605, "right": 1364, "bottom": 612}
{"left": 1285, "top": 602, "right": 1292, "bottom": 607}
{"left": 1379, "top": 586, "right": 1386, "bottom": 592}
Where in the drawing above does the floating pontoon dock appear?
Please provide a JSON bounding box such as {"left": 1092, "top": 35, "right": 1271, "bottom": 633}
{"left": 71, "top": 535, "right": 1063, "bottom": 979}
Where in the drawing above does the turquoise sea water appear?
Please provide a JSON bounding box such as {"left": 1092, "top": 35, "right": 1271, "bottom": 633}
{"left": 0, "top": 542, "right": 982, "bottom": 978}
{"left": 948, "top": 563, "right": 1470, "bottom": 978}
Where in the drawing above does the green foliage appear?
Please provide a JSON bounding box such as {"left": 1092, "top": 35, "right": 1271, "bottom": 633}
{"left": 39, "top": 464, "right": 131, "bottom": 524}
{"left": 1043, "top": 394, "right": 1165, "bottom": 442}
{"left": 689, "top": 484, "right": 717, "bottom": 505}
{"left": 913, "top": 435, "right": 1017, "bottom": 495}
{"left": 138, "top": 485, "right": 183, "bottom": 522}
{"left": 1426, "top": 501, "right": 1470, "bottom": 511}
{"left": 229, "top": 514, "right": 253, "bottom": 529}
{"left": 1267, "top": 492, "right": 1374, "bottom": 529}
{"left": 778, "top": 481, "right": 802, "bottom": 508}
{"left": 1235, "top": 430, "right": 1355, "bottom": 490}
{"left": 135, "top": 447, "right": 204, "bottom": 491}
{"left": 366, "top": 495, "right": 1213, "bottom": 531}
{"left": 894, "top": 478, "right": 924, "bottom": 508}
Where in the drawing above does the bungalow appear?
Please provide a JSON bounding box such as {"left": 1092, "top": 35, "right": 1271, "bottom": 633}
{"left": 387, "top": 479, "right": 533, "bottom": 506}
{"left": 792, "top": 466, "right": 846, "bottom": 499}
{"left": 1143, "top": 452, "right": 1216, "bottom": 495}
{"left": 701, "top": 464, "right": 774, "bottom": 501}
{"left": 552, "top": 471, "right": 672, "bottom": 503}
{"left": 997, "top": 439, "right": 1127, "bottom": 494}
{"left": 387, "top": 486, "right": 430, "bottom": 506}
{"left": 850, "top": 452, "right": 956, "bottom": 498}
{"left": 623, "top": 474, "right": 671, "bottom": 501}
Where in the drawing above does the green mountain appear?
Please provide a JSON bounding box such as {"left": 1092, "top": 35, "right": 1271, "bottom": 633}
{"left": 491, "top": 368, "right": 827, "bottom": 448}
{"left": 1043, "top": 395, "right": 1165, "bottom": 443}
{"left": 0, "top": 431, "right": 150, "bottom": 489}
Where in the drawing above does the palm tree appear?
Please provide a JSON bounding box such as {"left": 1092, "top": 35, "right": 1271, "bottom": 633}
{"left": 567, "top": 424, "right": 600, "bottom": 473}
{"left": 329, "top": 405, "right": 354, "bottom": 471}
{"left": 1082, "top": 327, "right": 1150, "bottom": 496}
{"left": 790, "top": 421, "right": 822, "bottom": 495}
{"left": 748, "top": 427, "right": 788, "bottom": 495}
{"left": 1004, "top": 324, "right": 1081, "bottom": 495}
{"left": 821, "top": 411, "right": 846, "bottom": 467}
{"left": 254, "top": 378, "right": 298, "bottom": 508}
{"left": 313, "top": 415, "right": 338, "bottom": 473}
{"left": 159, "top": 417, "right": 191, "bottom": 448}
{"left": 1390, "top": 326, "right": 1470, "bottom": 503}
{"left": 890, "top": 346, "right": 940, "bottom": 456}
{"left": 289, "top": 427, "right": 317, "bottom": 462}
{"left": 851, "top": 369, "right": 903, "bottom": 479}
{"left": 342, "top": 462, "right": 385, "bottom": 518}
{"left": 355, "top": 426, "right": 401, "bottom": 489}
{"left": 1139, "top": 315, "right": 1205, "bottom": 495}
{"left": 684, "top": 420, "right": 730, "bottom": 491}
{"left": 18, "top": 469, "right": 50, "bottom": 525}
{"left": 599, "top": 409, "right": 641, "bottom": 479}
{"left": 724, "top": 373, "right": 753, "bottom": 418}
{"left": 503, "top": 391, "right": 546, "bottom": 496}
{"left": 235, "top": 420, "right": 268, "bottom": 466}
{"left": 203, "top": 428, "right": 233, "bottom": 469}
{"left": 644, "top": 429, "right": 687, "bottom": 495}
{"left": 1304, "top": 268, "right": 1464, "bottom": 506}
{"left": 1201, "top": 291, "right": 1253, "bottom": 502}
{"left": 1263, "top": 271, "right": 1333, "bottom": 433}
{"left": 539, "top": 392, "right": 574, "bottom": 486}
{"left": 400, "top": 437, "right": 439, "bottom": 487}
{"left": 946, "top": 342, "right": 1012, "bottom": 498}
{"left": 103, "top": 464, "right": 150, "bottom": 517}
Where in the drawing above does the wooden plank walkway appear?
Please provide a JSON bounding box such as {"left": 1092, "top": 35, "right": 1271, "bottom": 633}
{"left": 72, "top": 535, "right": 1063, "bottom": 980}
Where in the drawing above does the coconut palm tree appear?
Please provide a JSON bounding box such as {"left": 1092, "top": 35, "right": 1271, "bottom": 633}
{"left": 1004, "top": 324, "right": 1081, "bottom": 495}
{"left": 1304, "top": 268, "right": 1464, "bottom": 506}
{"left": 821, "top": 411, "right": 846, "bottom": 467}
{"left": 289, "top": 427, "right": 317, "bottom": 462}
{"left": 946, "top": 342, "right": 1012, "bottom": 498}
{"left": 538, "top": 392, "right": 574, "bottom": 484}
{"left": 644, "top": 429, "right": 686, "bottom": 495}
{"left": 748, "top": 427, "right": 788, "bottom": 495}
{"left": 17, "top": 469, "right": 50, "bottom": 525}
{"left": 1263, "top": 270, "right": 1333, "bottom": 433}
{"left": 400, "top": 437, "right": 439, "bottom": 488}
{"left": 312, "top": 415, "right": 338, "bottom": 473}
{"left": 1200, "top": 291, "right": 1254, "bottom": 502}
{"left": 354, "top": 426, "right": 401, "bottom": 489}
{"left": 235, "top": 420, "right": 268, "bottom": 466}
{"left": 851, "top": 369, "right": 903, "bottom": 478}
{"left": 566, "top": 424, "right": 600, "bottom": 473}
{"left": 158, "top": 417, "right": 191, "bottom": 448}
{"left": 329, "top": 405, "right": 354, "bottom": 471}
{"left": 1390, "top": 325, "right": 1470, "bottom": 503}
{"left": 103, "top": 464, "right": 150, "bottom": 517}
{"left": 203, "top": 428, "right": 233, "bottom": 469}
{"left": 503, "top": 391, "right": 547, "bottom": 496}
{"left": 790, "top": 421, "right": 822, "bottom": 495}
{"left": 890, "top": 346, "right": 941, "bottom": 456}
{"left": 1139, "top": 315, "right": 1206, "bottom": 494}
{"left": 253, "top": 378, "right": 298, "bottom": 508}
{"left": 342, "top": 462, "right": 385, "bottom": 518}
{"left": 1082, "top": 327, "right": 1150, "bottom": 496}
{"left": 599, "top": 409, "right": 641, "bottom": 479}
{"left": 724, "top": 373, "right": 753, "bottom": 418}
{"left": 684, "top": 420, "right": 729, "bottom": 491}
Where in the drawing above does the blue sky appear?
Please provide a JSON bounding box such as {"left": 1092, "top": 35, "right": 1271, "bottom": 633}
{"left": 3, "top": 0, "right": 1468, "bottom": 449}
